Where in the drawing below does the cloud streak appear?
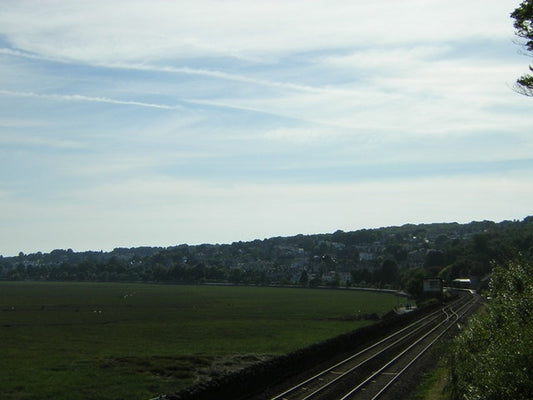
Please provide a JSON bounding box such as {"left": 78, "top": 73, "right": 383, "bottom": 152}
{"left": 0, "top": 89, "right": 179, "bottom": 110}
{"left": 2, "top": 46, "right": 358, "bottom": 96}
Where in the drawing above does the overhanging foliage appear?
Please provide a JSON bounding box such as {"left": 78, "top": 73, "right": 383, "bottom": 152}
{"left": 511, "top": 0, "right": 533, "bottom": 95}
{"left": 449, "top": 260, "right": 533, "bottom": 400}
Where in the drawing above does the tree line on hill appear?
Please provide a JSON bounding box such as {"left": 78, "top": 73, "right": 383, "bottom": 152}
{"left": 1, "top": 217, "right": 533, "bottom": 299}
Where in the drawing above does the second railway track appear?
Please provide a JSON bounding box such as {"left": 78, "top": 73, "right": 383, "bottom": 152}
{"left": 268, "top": 293, "right": 480, "bottom": 400}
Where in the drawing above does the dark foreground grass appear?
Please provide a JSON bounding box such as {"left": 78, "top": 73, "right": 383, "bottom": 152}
{"left": 414, "top": 362, "right": 449, "bottom": 400}
{"left": 0, "top": 282, "right": 397, "bottom": 400}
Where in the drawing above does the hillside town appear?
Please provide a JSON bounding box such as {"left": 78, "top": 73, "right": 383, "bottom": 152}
{"left": 2, "top": 217, "right": 532, "bottom": 299}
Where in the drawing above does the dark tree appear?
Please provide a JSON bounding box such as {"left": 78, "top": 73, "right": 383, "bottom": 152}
{"left": 374, "top": 259, "right": 399, "bottom": 286}
{"left": 511, "top": 0, "right": 533, "bottom": 95}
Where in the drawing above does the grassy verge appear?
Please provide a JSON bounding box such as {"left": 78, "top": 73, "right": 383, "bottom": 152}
{"left": 0, "top": 281, "right": 397, "bottom": 400}
{"left": 414, "top": 359, "right": 449, "bottom": 400}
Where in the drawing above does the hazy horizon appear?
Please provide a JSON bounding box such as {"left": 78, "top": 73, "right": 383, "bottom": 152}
{"left": 3, "top": 215, "right": 531, "bottom": 258}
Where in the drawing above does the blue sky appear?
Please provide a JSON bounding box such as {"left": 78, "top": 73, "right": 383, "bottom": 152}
{"left": 1, "top": 0, "right": 532, "bottom": 256}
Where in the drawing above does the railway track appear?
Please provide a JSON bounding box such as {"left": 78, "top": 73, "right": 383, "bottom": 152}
{"left": 269, "top": 293, "right": 479, "bottom": 400}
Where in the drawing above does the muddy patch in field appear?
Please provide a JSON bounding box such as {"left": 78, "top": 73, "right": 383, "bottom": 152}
{"left": 100, "top": 355, "right": 212, "bottom": 380}
{"left": 99, "top": 354, "right": 272, "bottom": 382}
{"left": 198, "top": 354, "right": 274, "bottom": 379}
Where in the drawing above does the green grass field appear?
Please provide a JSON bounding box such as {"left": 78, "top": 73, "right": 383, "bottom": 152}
{"left": 0, "top": 282, "right": 398, "bottom": 400}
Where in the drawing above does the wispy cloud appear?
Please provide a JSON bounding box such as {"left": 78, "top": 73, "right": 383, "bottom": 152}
{"left": 2, "top": 46, "right": 356, "bottom": 96}
{"left": 0, "top": 47, "right": 52, "bottom": 61}
{"left": 0, "top": 89, "right": 179, "bottom": 110}
{"left": 0, "top": 133, "right": 85, "bottom": 150}
{"left": 101, "top": 62, "right": 359, "bottom": 95}
{"left": 0, "top": 1, "right": 516, "bottom": 64}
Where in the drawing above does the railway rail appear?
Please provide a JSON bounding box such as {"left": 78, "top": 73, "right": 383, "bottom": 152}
{"left": 269, "top": 293, "right": 479, "bottom": 400}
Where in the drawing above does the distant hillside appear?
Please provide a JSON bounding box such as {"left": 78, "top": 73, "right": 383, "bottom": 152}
{"left": 2, "top": 217, "right": 532, "bottom": 298}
